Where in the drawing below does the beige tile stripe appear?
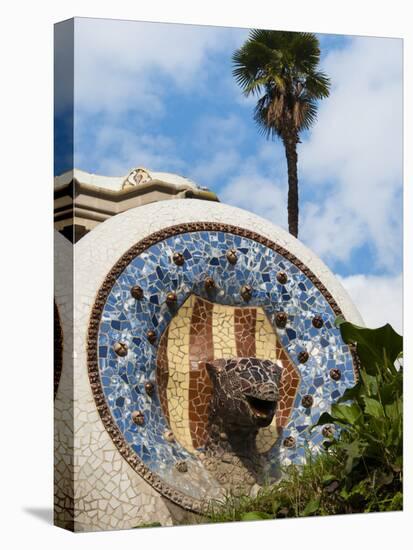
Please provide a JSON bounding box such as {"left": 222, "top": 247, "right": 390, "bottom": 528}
{"left": 211, "top": 303, "right": 237, "bottom": 359}
{"left": 255, "top": 310, "right": 280, "bottom": 453}
{"left": 255, "top": 310, "right": 280, "bottom": 363}
{"left": 166, "top": 297, "right": 195, "bottom": 452}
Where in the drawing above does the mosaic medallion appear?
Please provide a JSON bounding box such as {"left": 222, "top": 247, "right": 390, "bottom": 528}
{"left": 87, "top": 223, "right": 357, "bottom": 511}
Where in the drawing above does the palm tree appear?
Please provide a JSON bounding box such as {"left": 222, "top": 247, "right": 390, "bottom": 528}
{"left": 233, "top": 30, "right": 330, "bottom": 237}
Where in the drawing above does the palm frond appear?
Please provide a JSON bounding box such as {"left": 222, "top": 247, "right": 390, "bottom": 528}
{"left": 294, "top": 95, "right": 318, "bottom": 131}
{"left": 289, "top": 32, "right": 321, "bottom": 71}
{"left": 304, "top": 71, "right": 330, "bottom": 99}
{"left": 253, "top": 95, "right": 283, "bottom": 140}
{"left": 232, "top": 40, "right": 278, "bottom": 94}
{"left": 232, "top": 29, "right": 331, "bottom": 136}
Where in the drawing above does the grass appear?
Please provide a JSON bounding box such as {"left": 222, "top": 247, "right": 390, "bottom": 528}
{"left": 204, "top": 443, "right": 402, "bottom": 524}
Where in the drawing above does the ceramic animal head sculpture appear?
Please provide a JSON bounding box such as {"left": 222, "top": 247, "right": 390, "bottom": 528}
{"left": 206, "top": 357, "right": 282, "bottom": 431}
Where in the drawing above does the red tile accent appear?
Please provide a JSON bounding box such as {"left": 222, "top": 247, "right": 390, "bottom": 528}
{"left": 234, "top": 308, "right": 257, "bottom": 357}
{"left": 276, "top": 341, "right": 301, "bottom": 429}
{"left": 188, "top": 298, "right": 214, "bottom": 449}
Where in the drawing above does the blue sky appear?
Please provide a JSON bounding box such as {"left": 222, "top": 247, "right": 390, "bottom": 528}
{"left": 55, "top": 18, "right": 403, "bottom": 331}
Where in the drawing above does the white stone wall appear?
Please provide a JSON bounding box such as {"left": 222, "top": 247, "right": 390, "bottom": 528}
{"left": 54, "top": 229, "right": 174, "bottom": 532}
{"left": 54, "top": 230, "right": 75, "bottom": 528}
{"left": 55, "top": 199, "right": 363, "bottom": 532}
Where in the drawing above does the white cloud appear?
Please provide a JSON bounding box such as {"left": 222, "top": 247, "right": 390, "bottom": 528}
{"left": 74, "top": 124, "right": 185, "bottom": 176}
{"left": 191, "top": 150, "right": 241, "bottom": 184}
{"left": 189, "top": 114, "right": 247, "bottom": 184}
{"left": 300, "top": 36, "right": 402, "bottom": 273}
{"left": 187, "top": 109, "right": 290, "bottom": 221}
{"left": 220, "top": 172, "right": 288, "bottom": 227}
{"left": 338, "top": 273, "right": 403, "bottom": 334}
{"left": 74, "top": 18, "right": 244, "bottom": 115}
{"left": 195, "top": 117, "right": 288, "bottom": 226}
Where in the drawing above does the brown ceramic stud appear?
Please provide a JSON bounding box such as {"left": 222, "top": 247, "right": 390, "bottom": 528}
{"left": 173, "top": 252, "right": 185, "bottom": 266}
{"left": 130, "top": 285, "right": 144, "bottom": 300}
{"left": 275, "top": 311, "right": 288, "bottom": 328}
{"left": 330, "top": 368, "right": 342, "bottom": 381}
{"left": 166, "top": 291, "right": 177, "bottom": 306}
{"left": 164, "top": 430, "right": 175, "bottom": 443}
{"left": 283, "top": 436, "right": 296, "bottom": 448}
{"left": 132, "top": 410, "right": 145, "bottom": 426}
{"left": 240, "top": 284, "right": 252, "bottom": 302}
{"left": 147, "top": 330, "right": 157, "bottom": 345}
{"left": 322, "top": 425, "right": 335, "bottom": 438}
{"left": 302, "top": 394, "right": 314, "bottom": 408}
{"left": 312, "top": 315, "right": 324, "bottom": 329}
{"left": 175, "top": 460, "right": 188, "bottom": 473}
{"left": 204, "top": 277, "right": 216, "bottom": 291}
{"left": 226, "top": 248, "right": 238, "bottom": 265}
{"left": 144, "top": 381, "right": 154, "bottom": 396}
{"left": 113, "top": 341, "right": 128, "bottom": 357}
{"left": 298, "top": 350, "right": 309, "bottom": 364}
{"left": 277, "top": 271, "right": 288, "bottom": 284}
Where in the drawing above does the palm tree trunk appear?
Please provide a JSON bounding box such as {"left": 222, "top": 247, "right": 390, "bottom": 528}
{"left": 283, "top": 134, "right": 299, "bottom": 238}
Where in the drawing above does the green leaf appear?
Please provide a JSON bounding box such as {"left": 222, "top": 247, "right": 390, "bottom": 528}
{"left": 338, "top": 440, "right": 363, "bottom": 474}
{"left": 302, "top": 498, "right": 320, "bottom": 516}
{"left": 391, "top": 456, "right": 403, "bottom": 471}
{"left": 367, "top": 417, "right": 386, "bottom": 442}
{"left": 339, "top": 486, "right": 350, "bottom": 500}
{"left": 360, "top": 370, "right": 379, "bottom": 396}
{"left": 388, "top": 492, "right": 403, "bottom": 511}
{"left": 384, "top": 401, "right": 401, "bottom": 422}
{"left": 322, "top": 474, "right": 338, "bottom": 486}
{"left": 240, "top": 511, "right": 272, "bottom": 521}
{"left": 338, "top": 322, "right": 403, "bottom": 374}
{"left": 271, "top": 500, "right": 282, "bottom": 515}
{"left": 363, "top": 397, "right": 385, "bottom": 418}
{"left": 380, "top": 379, "right": 403, "bottom": 405}
{"left": 375, "top": 470, "right": 394, "bottom": 488}
{"left": 337, "top": 381, "right": 363, "bottom": 403}
{"left": 331, "top": 403, "right": 362, "bottom": 425}
{"left": 334, "top": 315, "right": 346, "bottom": 327}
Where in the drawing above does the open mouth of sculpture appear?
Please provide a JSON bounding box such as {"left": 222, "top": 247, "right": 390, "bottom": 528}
{"left": 245, "top": 395, "right": 277, "bottom": 420}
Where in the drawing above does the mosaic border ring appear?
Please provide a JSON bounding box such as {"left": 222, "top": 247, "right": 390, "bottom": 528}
{"left": 87, "top": 222, "right": 359, "bottom": 512}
